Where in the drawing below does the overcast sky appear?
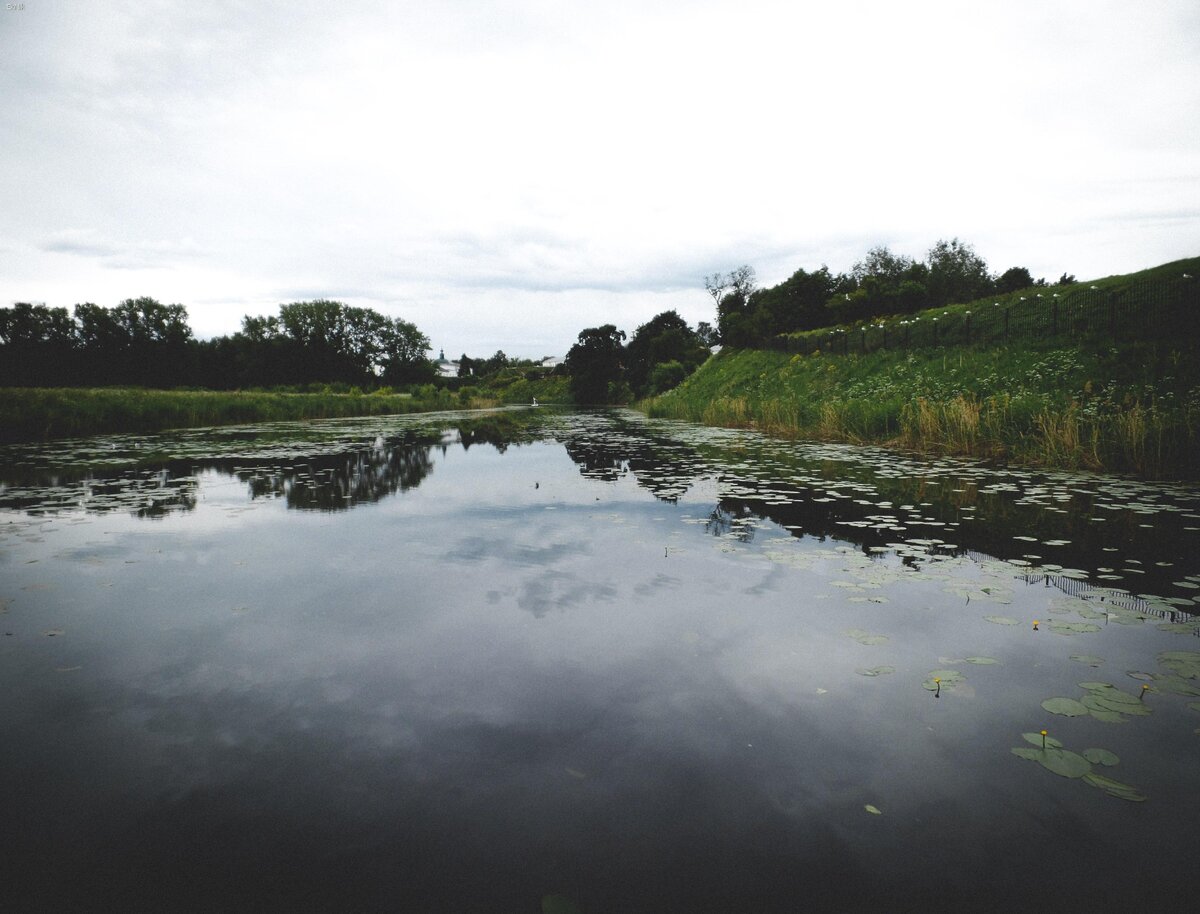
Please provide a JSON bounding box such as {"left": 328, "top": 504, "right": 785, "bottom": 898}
{"left": 3, "top": 1, "right": 1198, "bottom": 358}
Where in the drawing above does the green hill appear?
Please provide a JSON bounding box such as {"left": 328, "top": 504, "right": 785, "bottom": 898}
{"left": 640, "top": 257, "right": 1200, "bottom": 479}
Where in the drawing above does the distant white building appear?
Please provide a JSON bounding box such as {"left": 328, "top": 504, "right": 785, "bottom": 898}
{"left": 434, "top": 350, "right": 459, "bottom": 378}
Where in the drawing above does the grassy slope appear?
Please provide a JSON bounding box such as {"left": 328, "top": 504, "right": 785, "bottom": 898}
{"left": 641, "top": 261, "right": 1200, "bottom": 479}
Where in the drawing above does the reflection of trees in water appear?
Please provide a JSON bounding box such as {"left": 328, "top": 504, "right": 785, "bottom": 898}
{"left": 0, "top": 470, "right": 200, "bottom": 518}
{"left": 0, "top": 413, "right": 539, "bottom": 518}
{"left": 705, "top": 505, "right": 756, "bottom": 543}
{"left": 238, "top": 443, "right": 435, "bottom": 511}
{"left": 562, "top": 430, "right": 696, "bottom": 503}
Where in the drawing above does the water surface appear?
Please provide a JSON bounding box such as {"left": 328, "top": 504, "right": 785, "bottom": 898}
{"left": 2, "top": 408, "right": 1198, "bottom": 912}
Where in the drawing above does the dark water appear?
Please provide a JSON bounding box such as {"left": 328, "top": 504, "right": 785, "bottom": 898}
{"left": 2, "top": 408, "right": 1198, "bottom": 913}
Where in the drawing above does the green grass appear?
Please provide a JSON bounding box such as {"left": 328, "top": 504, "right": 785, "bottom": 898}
{"left": 470, "top": 372, "right": 571, "bottom": 405}
{"left": 638, "top": 338, "right": 1200, "bottom": 478}
{"left": 0, "top": 387, "right": 502, "bottom": 443}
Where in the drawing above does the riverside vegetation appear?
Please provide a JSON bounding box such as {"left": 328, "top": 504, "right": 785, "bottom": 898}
{"left": 639, "top": 256, "right": 1200, "bottom": 479}
{"left": 0, "top": 377, "right": 572, "bottom": 444}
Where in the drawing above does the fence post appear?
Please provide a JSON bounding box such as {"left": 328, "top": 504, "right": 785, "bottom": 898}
{"left": 860, "top": 328, "right": 866, "bottom": 353}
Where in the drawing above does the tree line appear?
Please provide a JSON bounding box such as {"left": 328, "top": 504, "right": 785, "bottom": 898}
{"left": 711, "top": 238, "right": 1072, "bottom": 347}
{"left": 564, "top": 310, "right": 712, "bottom": 403}
{"left": 0, "top": 299, "right": 435, "bottom": 389}
{"left": 562, "top": 238, "right": 1072, "bottom": 403}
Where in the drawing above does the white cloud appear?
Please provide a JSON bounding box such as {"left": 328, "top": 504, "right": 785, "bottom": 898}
{"left": 1, "top": 0, "right": 1197, "bottom": 356}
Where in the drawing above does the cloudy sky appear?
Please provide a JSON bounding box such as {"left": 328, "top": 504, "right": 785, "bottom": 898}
{"left": 2, "top": 1, "right": 1198, "bottom": 358}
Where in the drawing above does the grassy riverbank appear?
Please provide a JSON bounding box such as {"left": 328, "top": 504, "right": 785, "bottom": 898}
{"left": 0, "top": 387, "right": 504, "bottom": 443}
{"left": 639, "top": 338, "right": 1200, "bottom": 478}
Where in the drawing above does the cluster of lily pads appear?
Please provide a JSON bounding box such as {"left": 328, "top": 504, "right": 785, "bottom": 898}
{"left": 1042, "top": 684, "right": 1152, "bottom": 724}
{"left": 1011, "top": 733, "right": 1145, "bottom": 801}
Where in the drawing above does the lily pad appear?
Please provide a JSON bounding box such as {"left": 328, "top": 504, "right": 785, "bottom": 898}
{"left": 1083, "top": 773, "right": 1147, "bottom": 802}
{"left": 984, "top": 615, "right": 1020, "bottom": 625}
{"left": 855, "top": 666, "right": 896, "bottom": 677}
{"left": 845, "top": 628, "right": 889, "bottom": 646}
{"left": 1150, "top": 675, "right": 1200, "bottom": 697}
{"left": 1070, "top": 655, "right": 1105, "bottom": 667}
{"left": 1158, "top": 651, "right": 1200, "bottom": 680}
{"left": 1012, "top": 745, "right": 1092, "bottom": 779}
{"left": 1022, "top": 732, "right": 1062, "bottom": 749}
{"left": 864, "top": 804, "right": 882, "bottom": 815}
{"left": 1082, "top": 748, "right": 1119, "bottom": 766}
{"left": 1045, "top": 620, "right": 1102, "bottom": 636}
{"left": 543, "top": 895, "right": 584, "bottom": 914}
{"left": 964, "top": 656, "right": 999, "bottom": 665}
{"left": 1042, "top": 697, "right": 1089, "bottom": 717}
{"left": 922, "top": 669, "right": 965, "bottom": 691}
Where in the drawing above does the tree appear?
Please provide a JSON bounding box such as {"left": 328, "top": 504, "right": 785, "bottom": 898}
{"left": 707, "top": 265, "right": 756, "bottom": 346}
{"left": 852, "top": 246, "right": 917, "bottom": 285}
{"left": 564, "top": 324, "right": 626, "bottom": 403}
{"left": 647, "top": 360, "right": 688, "bottom": 394}
{"left": 379, "top": 317, "right": 433, "bottom": 384}
{"left": 70, "top": 298, "right": 193, "bottom": 386}
{"left": 457, "top": 354, "right": 475, "bottom": 378}
{"left": 751, "top": 265, "right": 845, "bottom": 335}
{"left": 926, "top": 238, "right": 992, "bottom": 307}
{"left": 624, "top": 310, "right": 709, "bottom": 396}
{"left": 995, "top": 266, "right": 1036, "bottom": 295}
{"left": 0, "top": 303, "right": 76, "bottom": 385}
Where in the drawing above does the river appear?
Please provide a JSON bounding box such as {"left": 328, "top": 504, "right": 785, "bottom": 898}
{"left": 2, "top": 408, "right": 1198, "bottom": 912}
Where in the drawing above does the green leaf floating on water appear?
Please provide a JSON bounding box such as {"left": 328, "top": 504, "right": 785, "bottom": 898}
{"left": 1157, "top": 651, "right": 1200, "bottom": 679}
{"left": 542, "top": 895, "right": 584, "bottom": 914}
{"left": 845, "top": 628, "right": 889, "bottom": 646}
{"left": 1042, "top": 697, "right": 1089, "bottom": 717}
{"left": 1022, "top": 732, "right": 1063, "bottom": 749}
{"left": 1149, "top": 675, "right": 1200, "bottom": 697}
{"left": 1070, "top": 655, "right": 1105, "bottom": 667}
{"left": 855, "top": 666, "right": 896, "bottom": 677}
{"left": 1010, "top": 746, "right": 1091, "bottom": 778}
{"left": 922, "top": 669, "right": 965, "bottom": 691}
{"left": 964, "top": 656, "right": 999, "bottom": 665}
{"left": 1045, "top": 620, "right": 1102, "bottom": 636}
{"left": 984, "top": 615, "right": 1021, "bottom": 625}
{"left": 1083, "top": 773, "right": 1147, "bottom": 802}
{"left": 864, "top": 804, "right": 882, "bottom": 815}
{"left": 1074, "top": 682, "right": 1152, "bottom": 721}
{"left": 1083, "top": 748, "right": 1119, "bottom": 766}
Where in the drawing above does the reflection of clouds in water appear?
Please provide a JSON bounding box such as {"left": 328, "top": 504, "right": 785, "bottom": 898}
{"left": 515, "top": 571, "right": 618, "bottom": 618}
{"left": 444, "top": 535, "right": 588, "bottom": 568}
{"left": 742, "top": 563, "right": 788, "bottom": 596}
{"left": 632, "top": 573, "right": 682, "bottom": 597}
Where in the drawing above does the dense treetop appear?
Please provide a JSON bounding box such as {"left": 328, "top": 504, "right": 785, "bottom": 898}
{"left": 0, "top": 299, "right": 433, "bottom": 389}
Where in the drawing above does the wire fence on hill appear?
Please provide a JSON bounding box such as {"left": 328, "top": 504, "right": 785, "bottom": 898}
{"left": 765, "top": 274, "right": 1200, "bottom": 357}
